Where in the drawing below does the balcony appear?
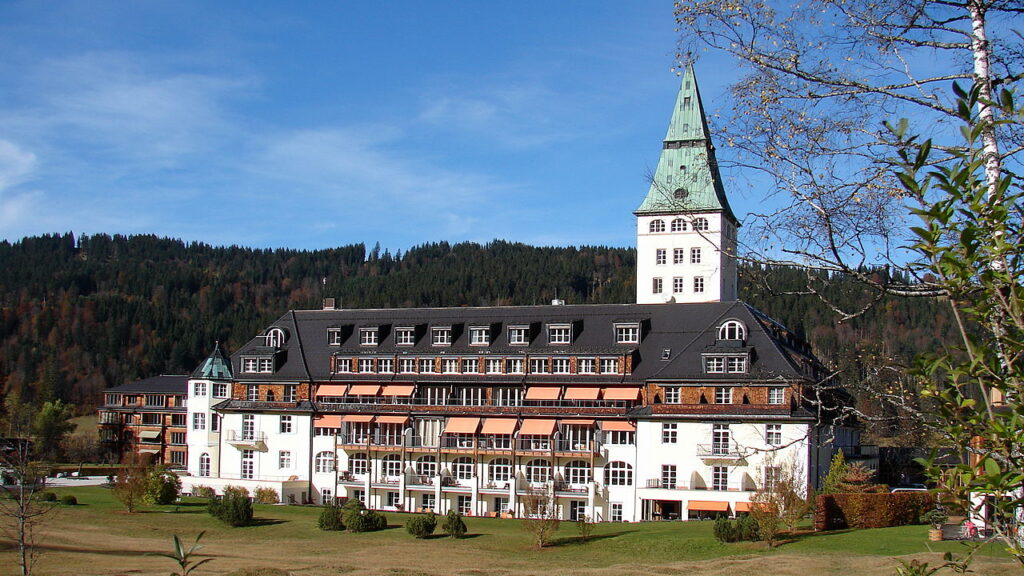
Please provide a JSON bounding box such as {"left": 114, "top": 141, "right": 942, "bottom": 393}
{"left": 224, "top": 430, "right": 267, "bottom": 450}
{"left": 696, "top": 442, "right": 743, "bottom": 460}
{"left": 555, "top": 439, "right": 600, "bottom": 454}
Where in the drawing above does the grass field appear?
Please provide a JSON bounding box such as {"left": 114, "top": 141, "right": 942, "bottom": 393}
{"left": 0, "top": 486, "right": 1017, "bottom": 576}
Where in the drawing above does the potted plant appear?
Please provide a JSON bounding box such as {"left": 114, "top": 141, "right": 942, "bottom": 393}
{"left": 921, "top": 508, "right": 947, "bottom": 541}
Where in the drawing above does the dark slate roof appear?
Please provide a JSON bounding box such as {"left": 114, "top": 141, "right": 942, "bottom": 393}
{"left": 231, "top": 300, "right": 818, "bottom": 385}
{"left": 107, "top": 375, "right": 188, "bottom": 395}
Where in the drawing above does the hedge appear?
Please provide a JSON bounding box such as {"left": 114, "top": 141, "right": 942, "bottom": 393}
{"left": 815, "top": 492, "right": 933, "bottom": 530}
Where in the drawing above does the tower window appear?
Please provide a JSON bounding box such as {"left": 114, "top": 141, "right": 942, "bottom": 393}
{"left": 671, "top": 218, "right": 686, "bottom": 232}
{"left": 652, "top": 277, "right": 663, "bottom": 294}
{"left": 672, "top": 277, "right": 685, "bottom": 293}
{"left": 649, "top": 220, "right": 666, "bottom": 233}
{"left": 673, "top": 248, "right": 685, "bottom": 264}
{"left": 655, "top": 249, "right": 666, "bottom": 265}
{"left": 693, "top": 217, "right": 709, "bottom": 231}
{"left": 690, "top": 247, "right": 702, "bottom": 264}
{"left": 693, "top": 276, "right": 705, "bottom": 293}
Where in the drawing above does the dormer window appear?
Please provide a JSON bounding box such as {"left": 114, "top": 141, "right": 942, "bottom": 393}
{"left": 431, "top": 327, "right": 452, "bottom": 346}
{"left": 327, "top": 328, "right": 342, "bottom": 346}
{"left": 469, "top": 326, "right": 490, "bottom": 346}
{"left": 547, "top": 324, "right": 572, "bottom": 345}
{"left": 396, "top": 327, "right": 415, "bottom": 346}
{"left": 614, "top": 323, "right": 640, "bottom": 344}
{"left": 727, "top": 356, "right": 748, "bottom": 373}
{"left": 359, "top": 327, "right": 379, "bottom": 346}
{"left": 718, "top": 320, "right": 746, "bottom": 342}
{"left": 266, "top": 328, "right": 286, "bottom": 348}
{"left": 242, "top": 356, "right": 274, "bottom": 374}
{"left": 508, "top": 325, "right": 529, "bottom": 345}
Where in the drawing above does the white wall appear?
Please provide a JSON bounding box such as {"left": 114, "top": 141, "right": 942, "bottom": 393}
{"left": 636, "top": 212, "right": 736, "bottom": 304}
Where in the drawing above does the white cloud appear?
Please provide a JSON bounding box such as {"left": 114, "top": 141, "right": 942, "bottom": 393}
{"left": 0, "top": 139, "right": 37, "bottom": 191}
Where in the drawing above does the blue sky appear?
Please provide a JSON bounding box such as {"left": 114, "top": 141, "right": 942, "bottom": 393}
{"left": 0, "top": 1, "right": 744, "bottom": 251}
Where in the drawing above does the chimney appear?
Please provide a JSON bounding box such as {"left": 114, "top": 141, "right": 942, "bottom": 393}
{"left": 322, "top": 298, "right": 336, "bottom": 310}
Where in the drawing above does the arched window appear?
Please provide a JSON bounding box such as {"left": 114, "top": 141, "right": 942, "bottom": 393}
{"left": 693, "top": 217, "right": 709, "bottom": 231}
{"left": 649, "top": 220, "right": 666, "bottom": 233}
{"left": 718, "top": 320, "right": 746, "bottom": 342}
{"left": 605, "top": 461, "right": 633, "bottom": 486}
{"left": 349, "top": 452, "right": 369, "bottom": 475}
{"left": 266, "top": 327, "right": 287, "bottom": 348}
{"left": 381, "top": 453, "right": 402, "bottom": 478}
{"left": 416, "top": 455, "right": 437, "bottom": 477}
{"left": 315, "top": 451, "right": 335, "bottom": 473}
{"left": 564, "top": 460, "right": 591, "bottom": 485}
{"left": 199, "top": 453, "right": 210, "bottom": 477}
{"left": 452, "top": 457, "right": 475, "bottom": 480}
{"left": 671, "top": 218, "right": 687, "bottom": 232}
{"left": 525, "top": 459, "right": 550, "bottom": 483}
{"left": 489, "top": 458, "right": 511, "bottom": 483}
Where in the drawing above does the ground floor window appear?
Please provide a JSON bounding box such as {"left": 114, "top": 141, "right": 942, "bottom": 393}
{"left": 321, "top": 488, "right": 332, "bottom": 505}
{"left": 569, "top": 500, "right": 586, "bottom": 521}
{"left": 387, "top": 491, "right": 400, "bottom": 509}
{"left": 421, "top": 493, "right": 436, "bottom": 510}
{"left": 494, "top": 497, "right": 509, "bottom": 515}
{"left": 457, "top": 495, "right": 472, "bottom": 515}
{"left": 611, "top": 503, "right": 623, "bottom": 522}
{"left": 170, "top": 450, "right": 185, "bottom": 466}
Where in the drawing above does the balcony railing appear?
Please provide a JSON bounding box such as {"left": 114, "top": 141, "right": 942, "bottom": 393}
{"left": 224, "top": 430, "right": 267, "bottom": 447}
{"left": 696, "top": 442, "right": 743, "bottom": 459}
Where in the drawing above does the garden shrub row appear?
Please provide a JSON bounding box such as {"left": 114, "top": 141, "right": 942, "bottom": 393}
{"left": 814, "top": 492, "right": 933, "bottom": 530}
{"left": 713, "top": 515, "right": 759, "bottom": 542}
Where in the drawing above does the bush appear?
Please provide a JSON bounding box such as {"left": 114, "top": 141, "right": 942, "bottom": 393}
{"left": 814, "top": 492, "right": 932, "bottom": 530}
{"left": 441, "top": 509, "right": 467, "bottom": 538}
{"left": 144, "top": 466, "right": 181, "bottom": 505}
{"left": 318, "top": 505, "right": 345, "bottom": 531}
{"left": 38, "top": 492, "right": 57, "bottom": 502}
{"left": 60, "top": 494, "right": 78, "bottom": 506}
{"left": 254, "top": 487, "right": 279, "bottom": 505}
{"left": 713, "top": 516, "right": 738, "bottom": 543}
{"left": 208, "top": 485, "right": 254, "bottom": 527}
{"left": 736, "top": 514, "right": 759, "bottom": 541}
{"left": 191, "top": 486, "right": 215, "bottom": 498}
{"left": 340, "top": 498, "right": 386, "bottom": 532}
{"left": 713, "top": 515, "right": 759, "bottom": 543}
{"left": 405, "top": 513, "right": 437, "bottom": 538}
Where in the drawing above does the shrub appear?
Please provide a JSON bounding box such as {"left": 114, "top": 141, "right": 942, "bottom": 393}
{"left": 60, "top": 494, "right": 78, "bottom": 505}
{"left": 736, "top": 514, "right": 759, "bottom": 541}
{"left": 253, "top": 487, "right": 279, "bottom": 505}
{"left": 145, "top": 466, "right": 182, "bottom": 505}
{"left": 713, "top": 515, "right": 760, "bottom": 543}
{"left": 318, "top": 505, "right": 345, "bottom": 531}
{"left": 441, "top": 509, "right": 467, "bottom": 539}
{"left": 814, "top": 492, "right": 932, "bottom": 530}
{"left": 191, "top": 486, "right": 215, "bottom": 498}
{"left": 38, "top": 492, "right": 57, "bottom": 502}
{"left": 576, "top": 515, "right": 595, "bottom": 541}
{"left": 340, "top": 498, "right": 386, "bottom": 532}
{"left": 405, "top": 513, "right": 437, "bottom": 538}
{"left": 713, "top": 516, "right": 738, "bottom": 543}
{"left": 208, "top": 485, "right": 254, "bottom": 527}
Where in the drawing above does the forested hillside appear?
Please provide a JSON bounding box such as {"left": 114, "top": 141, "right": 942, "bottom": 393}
{"left": 0, "top": 233, "right": 955, "bottom": 441}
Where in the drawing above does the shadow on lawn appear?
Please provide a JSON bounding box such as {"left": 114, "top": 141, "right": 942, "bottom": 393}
{"left": 548, "top": 530, "right": 634, "bottom": 547}
{"left": 418, "top": 532, "right": 484, "bottom": 540}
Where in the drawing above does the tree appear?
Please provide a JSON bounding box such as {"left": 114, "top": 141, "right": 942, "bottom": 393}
{"left": 31, "top": 400, "right": 75, "bottom": 462}
{"left": 892, "top": 81, "right": 1024, "bottom": 565}
{"left": 521, "top": 488, "right": 561, "bottom": 549}
{"left": 751, "top": 453, "right": 811, "bottom": 544}
{"left": 112, "top": 453, "right": 150, "bottom": 513}
{"left": 144, "top": 466, "right": 182, "bottom": 505}
{"left": 441, "top": 509, "right": 467, "bottom": 539}
{"left": 820, "top": 450, "right": 848, "bottom": 495}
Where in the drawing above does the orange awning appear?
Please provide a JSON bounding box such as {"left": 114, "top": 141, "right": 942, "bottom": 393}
{"left": 376, "top": 415, "right": 409, "bottom": 425}
{"left": 525, "top": 387, "right": 561, "bottom": 400}
{"left": 602, "top": 387, "right": 641, "bottom": 400}
{"left": 734, "top": 502, "right": 751, "bottom": 513}
{"left": 443, "top": 417, "right": 480, "bottom": 434}
{"left": 480, "top": 418, "right": 518, "bottom": 435}
{"left": 599, "top": 421, "right": 636, "bottom": 432}
{"left": 688, "top": 500, "right": 730, "bottom": 512}
{"left": 347, "top": 384, "right": 381, "bottom": 396}
{"left": 341, "top": 414, "right": 375, "bottom": 423}
{"left": 519, "top": 419, "right": 557, "bottom": 436}
{"left": 381, "top": 384, "right": 414, "bottom": 397}
{"left": 314, "top": 415, "right": 343, "bottom": 428}
{"left": 316, "top": 384, "right": 349, "bottom": 397}
{"left": 564, "top": 387, "right": 600, "bottom": 400}
{"left": 560, "top": 419, "right": 595, "bottom": 426}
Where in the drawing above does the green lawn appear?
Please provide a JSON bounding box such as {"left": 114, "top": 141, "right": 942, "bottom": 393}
{"left": 4, "top": 486, "right": 1016, "bottom": 576}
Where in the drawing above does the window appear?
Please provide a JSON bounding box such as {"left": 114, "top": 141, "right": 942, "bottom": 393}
{"left": 321, "top": 489, "right": 332, "bottom": 505}
{"left": 359, "top": 328, "right": 378, "bottom": 346}
{"left": 606, "top": 431, "right": 635, "bottom": 445}
{"left": 381, "top": 454, "right": 402, "bottom": 477}
{"left": 279, "top": 450, "right": 291, "bottom": 469}
{"left": 463, "top": 358, "right": 479, "bottom": 373}
{"left": 431, "top": 327, "right": 452, "bottom": 346}
{"left": 266, "top": 328, "right": 286, "bottom": 348}
{"left": 673, "top": 247, "right": 685, "bottom": 264}
{"left": 714, "top": 387, "right": 732, "bottom": 404}
{"left": 442, "top": 358, "right": 459, "bottom": 374}
{"left": 727, "top": 356, "right": 747, "bottom": 373}
{"left": 283, "top": 385, "right": 296, "bottom": 402}
{"left": 396, "top": 328, "right": 415, "bottom": 346}
{"left": 690, "top": 247, "right": 702, "bottom": 264}
{"left": 242, "top": 358, "right": 257, "bottom": 373}
{"left": 508, "top": 326, "right": 529, "bottom": 345}
{"left": 649, "top": 220, "right": 666, "bottom": 233}
{"left": 764, "top": 466, "right": 781, "bottom": 491}
{"left": 247, "top": 385, "right": 259, "bottom": 401}
{"left": 315, "top": 451, "right": 335, "bottom": 473}
{"left": 416, "top": 456, "right": 437, "bottom": 477}
{"left": 547, "top": 324, "right": 571, "bottom": 344}
{"left": 421, "top": 493, "right": 436, "bottom": 510}
{"left": 493, "top": 388, "right": 521, "bottom": 407}
{"left": 169, "top": 450, "right": 185, "bottom": 466}
{"left": 683, "top": 96, "right": 692, "bottom": 109}
{"left": 211, "top": 414, "right": 220, "bottom": 432}
{"left": 577, "top": 358, "right": 595, "bottom": 374}
{"left": 378, "top": 358, "right": 393, "bottom": 373}
{"left": 349, "top": 453, "right": 369, "bottom": 475}
{"left": 551, "top": 358, "right": 570, "bottom": 374}
{"left": 661, "top": 464, "right": 677, "bottom": 489}
{"left": 399, "top": 358, "right": 416, "bottom": 373}
{"left": 564, "top": 460, "right": 591, "bottom": 485}
{"left": 280, "top": 415, "right": 293, "bottom": 433}
{"left": 671, "top": 218, "right": 686, "bottom": 232}
{"left": 673, "top": 277, "right": 685, "bottom": 293}
{"left": 661, "top": 423, "right": 678, "bottom": 443}
{"left": 328, "top": 328, "right": 342, "bottom": 345}
{"left": 768, "top": 387, "right": 785, "bottom": 405}
{"left": 704, "top": 357, "right": 725, "bottom": 373}
{"left": 456, "top": 387, "right": 485, "bottom": 406}
{"left": 611, "top": 503, "right": 623, "bottom": 522}
{"left": 241, "top": 450, "right": 254, "bottom": 480}
{"left": 693, "top": 276, "right": 705, "bottom": 293}
{"left": 656, "top": 249, "right": 667, "bottom": 265}
{"left": 494, "top": 496, "right": 509, "bottom": 514}
{"left": 489, "top": 458, "right": 512, "bottom": 482}
{"left": 766, "top": 424, "right": 782, "bottom": 446}
{"left": 453, "top": 457, "right": 475, "bottom": 480}
{"left": 457, "top": 495, "right": 472, "bottom": 515}
{"left": 199, "top": 453, "right": 210, "bottom": 477}
{"left": 712, "top": 466, "right": 729, "bottom": 491}
{"left": 664, "top": 387, "right": 681, "bottom": 403}
{"left": 470, "top": 326, "right": 490, "bottom": 346}
{"left": 718, "top": 320, "right": 746, "bottom": 341}
{"left": 193, "top": 382, "right": 207, "bottom": 397}
{"left": 358, "top": 358, "right": 374, "bottom": 373}
{"left": 507, "top": 358, "right": 525, "bottom": 374}
{"left": 615, "top": 324, "right": 640, "bottom": 344}
{"left": 386, "top": 491, "right": 401, "bottom": 509}
{"left": 142, "top": 413, "right": 162, "bottom": 425}
{"left": 192, "top": 413, "right": 206, "bottom": 430}
{"left": 419, "top": 358, "right": 435, "bottom": 373}
{"left": 652, "top": 277, "right": 663, "bottom": 294}
{"left": 525, "top": 459, "right": 551, "bottom": 483}
{"left": 422, "top": 386, "right": 447, "bottom": 405}
{"left": 605, "top": 461, "right": 633, "bottom": 486}
{"left": 529, "top": 358, "right": 548, "bottom": 374}
{"left": 712, "top": 424, "right": 731, "bottom": 455}
{"left": 600, "top": 358, "right": 618, "bottom": 374}
{"left": 694, "top": 217, "right": 709, "bottom": 231}
{"left": 213, "top": 383, "right": 228, "bottom": 398}
{"left": 167, "top": 431, "right": 184, "bottom": 445}
{"left": 486, "top": 358, "right": 503, "bottom": 374}
{"left": 334, "top": 357, "right": 352, "bottom": 373}
{"left": 241, "top": 414, "right": 255, "bottom": 440}
{"left": 172, "top": 413, "right": 186, "bottom": 426}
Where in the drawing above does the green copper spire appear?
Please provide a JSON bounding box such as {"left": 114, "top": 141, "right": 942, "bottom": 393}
{"left": 635, "top": 64, "right": 737, "bottom": 222}
{"left": 191, "top": 342, "right": 233, "bottom": 380}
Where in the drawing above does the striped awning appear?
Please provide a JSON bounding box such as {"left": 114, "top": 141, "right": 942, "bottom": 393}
{"left": 376, "top": 415, "right": 409, "bottom": 425}
{"left": 480, "top": 418, "right": 518, "bottom": 435}
{"left": 688, "top": 500, "right": 729, "bottom": 512}
{"left": 341, "top": 414, "right": 375, "bottom": 423}
{"left": 519, "top": 419, "right": 557, "bottom": 436}
{"left": 316, "top": 384, "right": 349, "bottom": 397}
{"left": 443, "top": 417, "right": 480, "bottom": 434}
{"left": 381, "top": 384, "right": 414, "bottom": 397}
{"left": 347, "top": 384, "right": 381, "bottom": 396}
{"left": 602, "top": 387, "right": 641, "bottom": 400}
{"left": 314, "top": 415, "right": 343, "bottom": 428}
{"left": 524, "top": 387, "right": 561, "bottom": 400}
{"left": 564, "top": 387, "right": 600, "bottom": 400}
